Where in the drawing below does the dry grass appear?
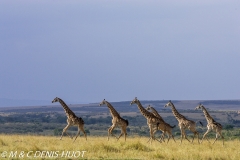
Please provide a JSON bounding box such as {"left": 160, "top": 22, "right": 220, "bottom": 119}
{"left": 0, "top": 134, "right": 239, "bottom": 159}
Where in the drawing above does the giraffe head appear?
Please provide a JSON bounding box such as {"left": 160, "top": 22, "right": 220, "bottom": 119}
{"left": 52, "top": 97, "right": 59, "bottom": 103}
{"left": 164, "top": 100, "right": 173, "bottom": 108}
{"left": 146, "top": 105, "right": 152, "bottom": 111}
{"left": 99, "top": 99, "right": 107, "bottom": 106}
{"left": 130, "top": 97, "right": 138, "bottom": 105}
{"left": 195, "top": 103, "right": 203, "bottom": 110}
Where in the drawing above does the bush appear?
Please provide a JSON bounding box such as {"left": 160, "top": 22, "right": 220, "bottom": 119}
{"left": 224, "top": 124, "right": 234, "bottom": 130}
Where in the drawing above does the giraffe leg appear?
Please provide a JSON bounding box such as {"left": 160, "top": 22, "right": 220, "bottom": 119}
{"left": 147, "top": 125, "right": 153, "bottom": 143}
{"left": 191, "top": 131, "right": 199, "bottom": 144}
{"left": 201, "top": 129, "right": 211, "bottom": 144}
{"left": 156, "top": 126, "right": 164, "bottom": 143}
{"left": 79, "top": 125, "right": 87, "bottom": 141}
{"left": 191, "top": 133, "right": 195, "bottom": 143}
{"left": 216, "top": 129, "right": 224, "bottom": 146}
{"left": 196, "top": 132, "right": 200, "bottom": 144}
{"left": 60, "top": 124, "right": 72, "bottom": 140}
{"left": 147, "top": 129, "right": 153, "bottom": 143}
{"left": 153, "top": 126, "right": 162, "bottom": 142}
{"left": 180, "top": 128, "right": 184, "bottom": 144}
{"left": 107, "top": 126, "right": 112, "bottom": 140}
{"left": 220, "top": 133, "right": 224, "bottom": 146}
{"left": 212, "top": 133, "right": 219, "bottom": 144}
{"left": 171, "top": 134, "right": 176, "bottom": 143}
{"left": 118, "top": 126, "right": 126, "bottom": 141}
{"left": 212, "top": 131, "right": 224, "bottom": 145}
{"left": 188, "top": 127, "right": 197, "bottom": 143}
{"left": 118, "top": 130, "right": 127, "bottom": 141}
{"left": 123, "top": 130, "right": 127, "bottom": 142}
{"left": 148, "top": 126, "right": 153, "bottom": 144}
{"left": 149, "top": 125, "right": 154, "bottom": 144}
{"left": 179, "top": 126, "right": 189, "bottom": 144}
{"left": 205, "top": 137, "right": 210, "bottom": 143}
{"left": 153, "top": 126, "right": 162, "bottom": 143}
{"left": 117, "top": 126, "right": 127, "bottom": 141}
{"left": 108, "top": 125, "right": 118, "bottom": 140}
{"left": 166, "top": 131, "right": 175, "bottom": 144}
{"left": 160, "top": 132, "right": 166, "bottom": 143}
{"left": 191, "top": 133, "right": 196, "bottom": 143}
{"left": 147, "top": 124, "right": 161, "bottom": 143}
{"left": 118, "top": 132, "right": 123, "bottom": 141}
{"left": 183, "top": 130, "right": 190, "bottom": 142}
{"left": 166, "top": 133, "right": 170, "bottom": 144}
{"left": 73, "top": 129, "right": 81, "bottom": 142}
{"left": 162, "top": 125, "right": 168, "bottom": 143}
{"left": 153, "top": 126, "right": 163, "bottom": 142}
{"left": 180, "top": 134, "right": 184, "bottom": 144}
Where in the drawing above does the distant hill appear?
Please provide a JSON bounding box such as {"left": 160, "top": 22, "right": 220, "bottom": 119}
{"left": 0, "top": 99, "right": 239, "bottom": 113}
{"left": 0, "top": 98, "right": 88, "bottom": 107}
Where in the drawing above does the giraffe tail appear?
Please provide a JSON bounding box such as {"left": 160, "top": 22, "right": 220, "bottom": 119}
{"left": 170, "top": 125, "right": 176, "bottom": 128}
{"left": 125, "top": 119, "right": 129, "bottom": 126}
{"left": 195, "top": 121, "right": 203, "bottom": 127}
{"left": 79, "top": 117, "right": 84, "bottom": 124}
{"left": 157, "top": 122, "right": 160, "bottom": 128}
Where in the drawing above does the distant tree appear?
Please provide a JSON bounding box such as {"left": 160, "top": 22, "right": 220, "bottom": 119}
{"left": 112, "top": 130, "right": 119, "bottom": 135}
{"left": 56, "top": 116, "right": 66, "bottom": 123}
{"left": 85, "top": 129, "right": 90, "bottom": 135}
{"left": 54, "top": 128, "right": 62, "bottom": 136}
{"left": 175, "top": 132, "right": 181, "bottom": 136}
{"left": 224, "top": 124, "right": 234, "bottom": 130}
{"left": 138, "top": 130, "right": 147, "bottom": 136}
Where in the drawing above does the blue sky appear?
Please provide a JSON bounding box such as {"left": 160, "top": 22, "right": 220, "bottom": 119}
{"left": 0, "top": 1, "right": 240, "bottom": 105}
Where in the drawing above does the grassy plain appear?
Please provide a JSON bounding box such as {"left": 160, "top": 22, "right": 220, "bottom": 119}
{"left": 0, "top": 134, "right": 240, "bottom": 160}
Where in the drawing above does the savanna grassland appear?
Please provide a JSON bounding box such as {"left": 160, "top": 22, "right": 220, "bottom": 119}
{"left": 0, "top": 134, "right": 240, "bottom": 160}
{"left": 1, "top": 100, "right": 240, "bottom": 159}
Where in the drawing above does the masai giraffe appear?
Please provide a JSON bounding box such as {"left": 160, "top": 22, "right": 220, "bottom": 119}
{"left": 130, "top": 97, "right": 161, "bottom": 143}
{"left": 99, "top": 99, "right": 129, "bottom": 141}
{"left": 146, "top": 105, "right": 176, "bottom": 143}
{"left": 52, "top": 97, "right": 87, "bottom": 142}
{"left": 195, "top": 103, "right": 224, "bottom": 145}
{"left": 165, "top": 100, "right": 202, "bottom": 144}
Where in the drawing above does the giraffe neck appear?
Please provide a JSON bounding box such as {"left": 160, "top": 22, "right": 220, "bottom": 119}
{"left": 136, "top": 101, "right": 153, "bottom": 119}
{"left": 201, "top": 106, "right": 214, "bottom": 123}
{"left": 105, "top": 101, "right": 120, "bottom": 118}
{"left": 57, "top": 98, "right": 75, "bottom": 117}
{"left": 150, "top": 107, "right": 163, "bottom": 120}
{"left": 170, "top": 103, "right": 185, "bottom": 121}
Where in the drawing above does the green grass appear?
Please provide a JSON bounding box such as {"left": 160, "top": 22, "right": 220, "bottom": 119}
{"left": 0, "top": 134, "right": 239, "bottom": 159}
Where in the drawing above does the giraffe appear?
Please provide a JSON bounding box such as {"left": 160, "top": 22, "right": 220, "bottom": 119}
{"left": 164, "top": 100, "right": 202, "bottom": 144}
{"left": 130, "top": 97, "right": 161, "bottom": 143}
{"left": 52, "top": 97, "right": 87, "bottom": 142}
{"left": 195, "top": 103, "right": 224, "bottom": 145}
{"left": 146, "top": 105, "right": 176, "bottom": 143}
{"left": 99, "top": 99, "right": 129, "bottom": 141}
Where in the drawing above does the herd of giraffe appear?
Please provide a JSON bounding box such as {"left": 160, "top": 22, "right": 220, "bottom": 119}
{"left": 52, "top": 97, "right": 239, "bottom": 146}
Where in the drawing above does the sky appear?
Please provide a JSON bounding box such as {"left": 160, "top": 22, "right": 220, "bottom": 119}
{"left": 0, "top": 0, "right": 240, "bottom": 106}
